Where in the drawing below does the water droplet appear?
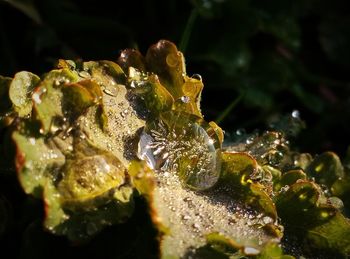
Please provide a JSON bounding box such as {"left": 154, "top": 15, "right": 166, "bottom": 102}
{"left": 262, "top": 216, "right": 273, "bottom": 225}
{"left": 328, "top": 196, "right": 344, "bottom": 210}
{"left": 244, "top": 247, "right": 260, "bottom": 255}
{"left": 191, "top": 74, "right": 202, "bottom": 81}
{"left": 182, "top": 214, "right": 191, "bottom": 220}
{"left": 137, "top": 111, "right": 221, "bottom": 190}
{"left": 180, "top": 96, "right": 190, "bottom": 103}
{"left": 29, "top": 138, "right": 36, "bottom": 145}
{"left": 79, "top": 71, "right": 90, "bottom": 79}
{"left": 183, "top": 197, "right": 192, "bottom": 202}
{"left": 32, "top": 87, "right": 47, "bottom": 104}
{"left": 192, "top": 223, "right": 200, "bottom": 230}
{"left": 235, "top": 128, "right": 245, "bottom": 136}
{"left": 292, "top": 110, "right": 300, "bottom": 119}
{"left": 103, "top": 88, "right": 118, "bottom": 97}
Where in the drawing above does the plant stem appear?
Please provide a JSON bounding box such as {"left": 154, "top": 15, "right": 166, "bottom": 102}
{"left": 179, "top": 8, "right": 198, "bottom": 54}
{"left": 215, "top": 94, "right": 243, "bottom": 124}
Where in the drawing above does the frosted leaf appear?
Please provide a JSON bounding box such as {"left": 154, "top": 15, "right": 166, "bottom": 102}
{"left": 137, "top": 111, "right": 221, "bottom": 190}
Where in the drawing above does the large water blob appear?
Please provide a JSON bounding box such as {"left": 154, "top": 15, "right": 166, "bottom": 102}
{"left": 137, "top": 111, "right": 221, "bottom": 191}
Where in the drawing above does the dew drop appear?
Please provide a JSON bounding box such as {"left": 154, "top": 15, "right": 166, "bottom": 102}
{"left": 29, "top": 138, "right": 36, "bottom": 145}
{"left": 79, "top": 71, "right": 90, "bottom": 79}
{"left": 244, "top": 247, "right": 260, "bottom": 255}
{"left": 137, "top": 111, "right": 221, "bottom": 190}
{"left": 292, "top": 110, "right": 300, "bottom": 119}
{"left": 32, "top": 87, "right": 47, "bottom": 104}
{"left": 180, "top": 96, "right": 190, "bottom": 103}
{"left": 182, "top": 214, "right": 191, "bottom": 221}
{"left": 103, "top": 88, "right": 117, "bottom": 97}
{"left": 262, "top": 216, "right": 273, "bottom": 225}
{"left": 191, "top": 74, "right": 202, "bottom": 81}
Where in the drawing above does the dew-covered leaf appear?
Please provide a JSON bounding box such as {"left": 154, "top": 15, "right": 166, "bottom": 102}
{"left": 306, "top": 152, "right": 344, "bottom": 188}
{"left": 33, "top": 69, "right": 79, "bottom": 133}
{"left": 10, "top": 60, "right": 147, "bottom": 240}
{"left": 12, "top": 122, "right": 66, "bottom": 197}
{"left": 9, "top": 71, "right": 40, "bottom": 117}
{"left": 221, "top": 152, "right": 277, "bottom": 220}
{"left": 225, "top": 131, "right": 291, "bottom": 169}
{"left": 275, "top": 169, "right": 307, "bottom": 192}
{"left": 117, "top": 48, "right": 146, "bottom": 72}
{"left": 306, "top": 211, "right": 350, "bottom": 257}
{"left": 146, "top": 40, "right": 185, "bottom": 94}
{"left": 145, "top": 40, "right": 203, "bottom": 117}
{"left": 132, "top": 147, "right": 282, "bottom": 258}
{"left": 276, "top": 181, "right": 350, "bottom": 256}
{"left": 127, "top": 71, "right": 174, "bottom": 116}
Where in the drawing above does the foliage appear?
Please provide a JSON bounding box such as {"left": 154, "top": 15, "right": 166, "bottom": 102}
{"left": 1, "top": 1, "right": 350, "bottom": 258}
{"left": 1, "top": 39, "right": 350, "bottom": 258}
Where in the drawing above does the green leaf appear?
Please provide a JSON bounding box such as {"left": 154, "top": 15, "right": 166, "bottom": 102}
{"left": 130, "top": 149, "right": 281, "bottom": 258}
{"left": 306, "top": 152, "right": 344, "bottom": 188}
{"left": 3, "top": 0, "right": 42, "bottom": 24}
{"left": 12, "top": 122, "right": 65, "bottom": 197}
{"left": 9, "top": 71, "right": 40, "bottom": 117}
{"left": 117, "top": 48, "right": 146, "bottom": 72}
{"left": 274, "top": 169, "right": 306, "bottom": 192}
{"left": 145, "top": 40, "right": 203, "bottom": 117}
{"left": 276, "top": 181, "right": 350, "bottom": 256}
{"left": 11, "top": 61, "right": 144, "bottom": 240}
{"left": 32, "top": 68, "right": 79, "bottom": 133}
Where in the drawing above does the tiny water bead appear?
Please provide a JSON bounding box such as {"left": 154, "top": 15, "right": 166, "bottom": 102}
{"left": 137, "top": 111, "right": 221, "bottom": 191}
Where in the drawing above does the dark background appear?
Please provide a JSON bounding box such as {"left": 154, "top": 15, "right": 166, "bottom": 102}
{"left": 1, "top": 1, "right": 350, "bottom": 258}
{"left": 1, "top": 0, "right": 350, "bottom": 157}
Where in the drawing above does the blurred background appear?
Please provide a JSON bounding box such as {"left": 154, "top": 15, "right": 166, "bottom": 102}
{"left": 1, "top": 0, "right": 349, "bottom": 156}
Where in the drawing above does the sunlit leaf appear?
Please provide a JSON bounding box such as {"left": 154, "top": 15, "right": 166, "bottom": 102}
{"left": 9, "top": 71, "right": 40, "bottom": 117}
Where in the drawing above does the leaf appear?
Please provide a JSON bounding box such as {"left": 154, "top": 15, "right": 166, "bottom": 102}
{"left": 306, "top": 211, "right": 350, "bottom": 257}
{"left": 9, "top": 71, "right": 40, "bottom": 117}
{"left": 130, "top": 149, "right": 281, "bottom": 258}
{"left": 12, "top": 122, "right": 66, "bottom": 197}
{"left": 306, "top": 152, "right": 344, "bottom": 188}
{"left": 276, "top": 181, "right": 350, "bottom": 256}
{"left": 274, "top": 169, "right": 306, "bottom": 192}
{"left": 145, "top": 40, "right": 203, "bottom": 117}
{"left": 3, "top": 0, "right": 42, "bottom": 24}
{"left": 220, "top": 152, "right": 277, "bottom": 220}
{"left": 32, "top": 68, "right": 79, "bottom": 133}
{"left": 10, "top": 61, "right": 144, "bottom": 240}
{"left": 117, "top": 48, "right": 146, "bottom": 72}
